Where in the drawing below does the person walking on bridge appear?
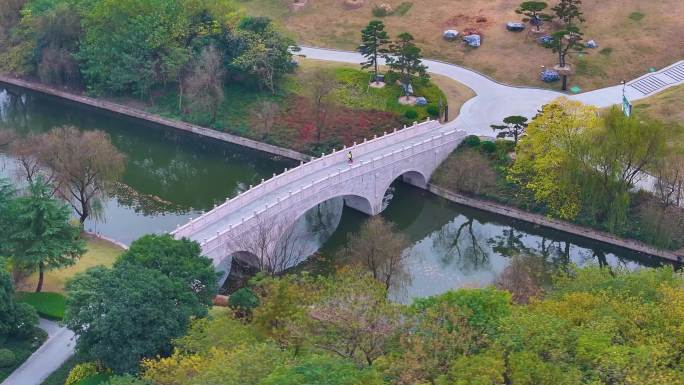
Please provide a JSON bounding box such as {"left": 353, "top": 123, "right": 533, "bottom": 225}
{"left": 347, "top": 151, "right": 353, "bottom": 164}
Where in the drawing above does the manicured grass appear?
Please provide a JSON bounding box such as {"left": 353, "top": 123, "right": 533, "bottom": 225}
{"left": 0, "top": 328, "right": 48, "bottom": 382}
{"left": 17, "top": 235, "right": 124, "bottom": 293}
{"left": 15, "top": 292, "right": 67, "bottom": 321}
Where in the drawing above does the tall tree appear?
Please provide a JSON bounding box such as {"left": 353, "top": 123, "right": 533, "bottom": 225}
{"left": 386, "top": 33, "right": 428, "bottom": 98}
{"left": 304, "top": 68, "right": 338, "bottom": 144}
{"left": 41, "top": 126, "right": 125, "bottom": 223}
{"left": 359, "top": 20, "right": 389, "bottom": 83}
{"left": 7, "top": 179, "right": 85, "bottom": 292}
{"left": 340, "top": 217, "right": 410, "bottom": 293}
{"left": 515, "top": 2, "right": 552, "bottom": 32}
{"left": 490, "top": 115, "right": 529, "bottom": 145}
{"left": 232, "top": 22, "right": 295, "bottom": 95}
{"left": 552, "top": 0, "right": 585, "bottom": 28}
{"left": 64, "top": 263, "right": 206, "bottom": 373}
{"left": 184, "top": 45, "right": 225, "bottom": 124}
{"left": 543, "top": 27, "right": 584, "bottom": 90}
{"left": 77, "top": 0, "right": 189, "bottom": 97}
{"left": 115, "top": 234, "right": 218, "bottom": 306}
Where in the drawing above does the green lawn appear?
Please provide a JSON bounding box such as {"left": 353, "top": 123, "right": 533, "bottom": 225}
{"left": 15, "top": 292, "right": 67, "bottom": 321}
{"left": 0, "top": 328, "right": 48, "bottom": 382}
{"left": 18, "top": 235, "right": 124, "bottom": 294}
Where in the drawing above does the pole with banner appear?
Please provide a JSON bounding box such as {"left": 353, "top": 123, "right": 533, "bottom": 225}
{"left": 621, "top": 80, "right": 632, "bottom": 117}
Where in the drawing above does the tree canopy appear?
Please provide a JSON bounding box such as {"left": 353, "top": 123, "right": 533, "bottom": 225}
{"left": 64, "top": 263, "right": 207, "bottom": 373}
{"left": 115, "top": 234, "right": 218, "bottom": 306}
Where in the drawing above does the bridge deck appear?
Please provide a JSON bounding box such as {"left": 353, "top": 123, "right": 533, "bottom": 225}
{"left": 176, "top": 119, "right": 450, "bottom": 246}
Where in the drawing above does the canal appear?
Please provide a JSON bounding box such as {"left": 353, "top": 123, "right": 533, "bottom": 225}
{"left": 0, "top": 86, "right": 665, "bottom": 301}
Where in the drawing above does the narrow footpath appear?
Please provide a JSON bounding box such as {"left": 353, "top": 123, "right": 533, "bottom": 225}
{"left": 1, "top": 319, "right": 75, "bottom": 385}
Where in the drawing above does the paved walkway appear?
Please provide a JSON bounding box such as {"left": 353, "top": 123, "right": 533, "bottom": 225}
{"left": 1, "top": 319, "right": 76, "bottom": 385}
{"left": 297, "top": 46, "right": 684, "bottom": 136}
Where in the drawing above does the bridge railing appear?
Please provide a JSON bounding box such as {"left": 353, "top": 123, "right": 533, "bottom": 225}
{"left": 172, "top": 118, "right": 442, "bottom": 238}
{"left": 198, "top": 127, "right": 468, "bottom": 260}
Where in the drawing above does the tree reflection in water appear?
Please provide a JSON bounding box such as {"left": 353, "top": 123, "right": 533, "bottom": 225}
{"left": 432, "top": 217, "right": 490, "bottom": 272}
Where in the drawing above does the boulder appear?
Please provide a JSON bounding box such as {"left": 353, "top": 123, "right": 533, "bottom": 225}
{"left": 586, "top": 40, "right": 598, "bottom": 48}
{"left": 415, "top": 97, "right": 428, "bottom": 106}
{"left": 464, "top": 34, "right": 481, "bottom": 47}
{"left": 540, "top": 69, "right": 560, "bottom": 82}
{"left": 443, "top": 29, "right": 459, "bottom": 41}
{"left": 506, "top": 22, "right": 525, "bottom": 32}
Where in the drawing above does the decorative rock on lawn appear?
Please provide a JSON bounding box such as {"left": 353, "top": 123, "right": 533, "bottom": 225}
{"left": 443, "top": 30, "right": 459, "bottom": 41}
{"left": 538, "top": 35, "right": 553, "bottom": 45}
{"left": 540, "top": 69, "right": 560, "bottom": 82}
{"left": 586, "top": 40, "right": 598, "bottom": 48}
{"left": 415, "top": 97, "right": 428, "bottom": 106}
{"left": 506, "top": 22, "right": 525, "bottom": 32}
{"left": 464, "top": 34, "right": 481, "bottom": 47}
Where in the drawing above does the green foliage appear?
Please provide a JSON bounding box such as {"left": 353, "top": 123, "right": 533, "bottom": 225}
{"left": 359, "top": 20, "right": 389, "bottom": 79}
{"left": 104, "top": 374, "right": 151, "bottom": 385}
{"left": 228, "top": 287, "right": 260, "bottom": 317}
{"left": 386, "top": 32, "right": 428, "bottom": 95}
{"left": 599, "top": 47, "right": 613, "bottom": 55}
{"left": 371, "top": 5, "right": 391, "bottom": 17}
{"left": 65, "top": 362, "right": 99, "bottom": 385}
{"left": 426, "top": 104, "right": 439, "bottom": 117}
{"left": 404, "top": 109, "right": 418, "bottom": 119}
{"left": 629, "top": 11, "right": 645, "bottom": 21}
{"left": 0, "top": 349, "right": 15, "bottom": 368}
{"left": 74, "top": 373, "right": 113, "bottom": 385}
{"left": 64, "top": 263, "right": 207, "bottom": 373}
{"left": 438, "top": 351, "right": 505, "bottom": 385}
{"left": 461, "top": 135, "right": 481, "bottom": 148}
{"left": 261, "top": 355, "right": 384, "bottom": 385}
{"left": 412, "top": 287, "right": 512, "bottom": 337}
{"left": 77, "top": 0, "right": 190, "bottom": 96}
{"left": 4, "top": 179, "right": 85, "bottom": 292}
{"left": 0, "top": 256, "right": 39, "bottom": 338}
{"left": 15, "top": 291, "right": 66, "bottom": 320}
{"left": 115, "top": 234, "right": 218, "bottom": 306}
{"left": 480, "top": 140, "right": 497, "bottom": 154}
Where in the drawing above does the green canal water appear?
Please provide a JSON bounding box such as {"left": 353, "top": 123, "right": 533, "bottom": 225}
{"left": 0, "top": 86, "right": 665, "bottom": 300}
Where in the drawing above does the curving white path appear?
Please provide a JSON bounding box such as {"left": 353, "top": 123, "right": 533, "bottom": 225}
{"left": 1, "top": 319, "right": 76, "bottom": 385}
{"left": 297, "top": 46, "right": 684, "bottom": 136}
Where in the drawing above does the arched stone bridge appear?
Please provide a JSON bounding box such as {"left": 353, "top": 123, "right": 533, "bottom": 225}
{"left": 171, "top": 119, "right": 467, "bottom": 273}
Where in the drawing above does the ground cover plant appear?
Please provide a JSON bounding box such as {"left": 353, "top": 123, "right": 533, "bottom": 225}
{"left": 241, "top": 0, "right": 684, "bottom": 91}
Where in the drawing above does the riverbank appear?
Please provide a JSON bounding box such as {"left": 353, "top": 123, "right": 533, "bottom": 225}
{"left": 0, "top": 76, "right": 309, "bottom": 162}
{"left": 428, "top": 183, "right": 684, "bottom": 264}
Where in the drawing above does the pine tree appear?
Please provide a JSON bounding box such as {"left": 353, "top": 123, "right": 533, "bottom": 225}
{"left": 359, "top": 20, "right": 390, "bottom": 82}
{"left": 386, "top": 33, "right": 428, "bottom": 98}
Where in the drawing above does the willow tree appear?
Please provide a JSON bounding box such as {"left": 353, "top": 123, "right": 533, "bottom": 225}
{"left": 41, "top": 126, "right": 125, "bottom": 223}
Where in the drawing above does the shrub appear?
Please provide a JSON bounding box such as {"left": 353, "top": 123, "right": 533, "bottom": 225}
{"left": 372, "top": 5, "right": 391, "bottom": 17}
{"left": 628, "top": 11, "right": 644, "bottom": 21}
{"left": 480, "top": 140, "right": 497, "bottom": 154}
{"left": 395, "top": 2, "right": 413, "bottom": 16}
{"left": 404, "top": 109, "right": 418, "bottom": 120}
{"left": 12, "top": 303, "right": 39, "bottom": 337}
{"left": 65, "top": 362, "right": 99, "bottom": 385}
{"left": 228, "top": 288, "right": 260, "bottom": 318}
{"left": 0, "top": 349, "right": 15, "bottom": 368}
{"left": 462, "top": 135, "right": 481, "bottom": 148}
{"left": 426, "top": 105, "right": 440, "bottom": 117}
